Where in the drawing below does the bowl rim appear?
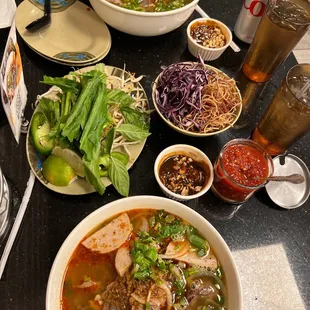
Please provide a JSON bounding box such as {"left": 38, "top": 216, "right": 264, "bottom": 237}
{"left": 152, "top": 62, "right": 242, "bottom": 137}
{"left": 96, "top": 0, "right": 200, "bottom": 17}
{"left": 187, "top": 17, "right": 233, "bottom": 52}
{"left": 154, "top": 144, "right": 214, "bottom": 200}
{"left": 46, "top": 195, "right": 242, "bottom": 310}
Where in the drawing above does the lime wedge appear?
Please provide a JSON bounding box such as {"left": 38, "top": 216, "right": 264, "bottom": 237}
{"left": 52, "top": 146, "right": 85, "bottom": 177}
{"left": 42, "top": 155, "right": 77, "bottom": 187}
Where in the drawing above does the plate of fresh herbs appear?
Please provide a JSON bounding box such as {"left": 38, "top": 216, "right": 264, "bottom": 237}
{"left": 26, "top": 64, "right": 151, "bottom": 196}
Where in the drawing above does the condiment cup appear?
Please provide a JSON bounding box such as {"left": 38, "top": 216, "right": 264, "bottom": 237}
{"left": 154, "top": 144, "right": 214, "bottom": 201}
{"left": 187, "top": 18, "right": 232, "bottom": 61}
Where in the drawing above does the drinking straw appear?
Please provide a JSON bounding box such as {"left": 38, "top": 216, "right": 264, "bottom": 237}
{"left": 195, "top": 5, "right": 241, "bottom": 53}
{"left": 0, "top": 171, "right": 35, "bottom": 280}
{"left": 295, "top": 80, "right": 310, "bottom": 99}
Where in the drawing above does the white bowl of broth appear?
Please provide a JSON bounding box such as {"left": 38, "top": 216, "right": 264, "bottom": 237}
{"left": 46, "top": 196, "right": 242, "bottom": 310}
{"left": 89, "top": 0, "right": 199, "bottom": 36}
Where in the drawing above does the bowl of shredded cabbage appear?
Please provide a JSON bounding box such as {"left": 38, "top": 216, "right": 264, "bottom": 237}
{"left": 89, "top": 0, "right": 199, "bottom": 36}
{"left": 152, "top": 60, "right": 242, "bottom": 137}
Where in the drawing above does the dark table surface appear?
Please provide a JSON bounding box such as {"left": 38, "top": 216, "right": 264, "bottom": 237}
{"left": 0, "top": 0, "right": 309, "bottom": 309}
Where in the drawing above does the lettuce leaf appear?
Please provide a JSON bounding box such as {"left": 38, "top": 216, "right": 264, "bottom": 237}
{"left": 83, "top": 144, "right": 105, "bottom": 195}
{"left": 79, "top": 82, "right": 109, "bottom": 161}
{"left": 61, "top": 71, "right": 104, "bottom": 142}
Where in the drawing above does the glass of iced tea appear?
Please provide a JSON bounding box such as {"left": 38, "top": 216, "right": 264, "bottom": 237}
{"left": 252, "top": 64, "right": 310, "bottom": 156}
{"left": 212, "top": 139, "right": 274, "bottom": 204}
{"left": 242, "top": 0, "right": 310, "bottom": 83}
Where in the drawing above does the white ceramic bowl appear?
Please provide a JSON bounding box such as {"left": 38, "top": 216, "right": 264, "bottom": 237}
{"left": 187, "top": 18, "right": 232, "bottom": 61}
{"left": 46, "top": 196, "right": 242, "bottom": 310}
{"left": 89, "top": 0, "right": 199, "bottom": 36}
{"left": 154, "top": 144, "right": 214, "bottom": 201}
{"left": 152, "top": 62, "right": 242, "bottom": 137}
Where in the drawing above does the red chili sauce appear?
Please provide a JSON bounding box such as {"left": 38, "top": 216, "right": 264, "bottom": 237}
{"left": 213, "top": 144, "right": 269, "bottom": 202}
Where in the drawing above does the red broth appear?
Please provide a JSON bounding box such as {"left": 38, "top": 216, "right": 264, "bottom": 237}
{"left": 61, "top": 209, "right": 227, "bottom": 309}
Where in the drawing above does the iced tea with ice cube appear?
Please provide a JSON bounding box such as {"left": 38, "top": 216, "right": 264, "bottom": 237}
{"left": 252, "top": 64, "right": 310, "bottom": 156}
{"left": 243, "top": 0, "right": 310, "bottom": 83}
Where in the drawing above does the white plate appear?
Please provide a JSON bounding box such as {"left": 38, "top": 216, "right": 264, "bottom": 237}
{"left": 26, "top": 37, "right": 112, "bottom": 66}
{"left": 16, "top": 0, "right": 111, "bottom": 64}
{"left": 46, "top": 196, "right": 242, "bottom": 310}
{"left": 26, "top": 65, "right": 149, "bottom": 195}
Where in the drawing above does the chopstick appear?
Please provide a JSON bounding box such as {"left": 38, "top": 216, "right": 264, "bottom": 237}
{"left": 0, "top": 171, "right": 35, "bottom": 280}
{"left": 195, "top": 5, "right": 241, "bottom": 53}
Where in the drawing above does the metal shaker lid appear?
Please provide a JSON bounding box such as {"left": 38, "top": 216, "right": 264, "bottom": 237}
{"left": 266, "top": 154, "right": 310, "bottom": 209}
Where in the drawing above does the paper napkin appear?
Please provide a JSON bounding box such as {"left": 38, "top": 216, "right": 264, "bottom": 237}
{"left": 0, "top": 0, "right": 16, "bottom": 29}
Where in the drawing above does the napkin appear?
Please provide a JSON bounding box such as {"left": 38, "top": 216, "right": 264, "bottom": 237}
{"left": 0, "top": 21, "right": 28, "bottom": 143}
{"left": 0, "top": 0, "right": 16, "bottom": 29}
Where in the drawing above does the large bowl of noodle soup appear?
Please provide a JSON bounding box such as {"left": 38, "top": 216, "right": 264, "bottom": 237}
{"left": 46, "top": 196, "right": 242, "bottom": 309}
{"left": 152, "top": 62, "right": 242, "bottom": 137}
{"left": 89, "top": 0, "right": 199, "bottom": 36}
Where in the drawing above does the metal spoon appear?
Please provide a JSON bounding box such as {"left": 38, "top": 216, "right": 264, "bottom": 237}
{"left": 263, "top": 174, "right": 305, "bottom": 184}
{"left": 25, "top": 0, "right": 51, "bottom": 32}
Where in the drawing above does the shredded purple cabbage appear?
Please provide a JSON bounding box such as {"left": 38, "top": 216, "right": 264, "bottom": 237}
{"left": 154, "top": 62, "right": 213, "bottom": 130}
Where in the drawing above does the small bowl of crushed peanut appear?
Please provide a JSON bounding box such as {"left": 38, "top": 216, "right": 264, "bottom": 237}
{"left": 187, "top": 18, "right": 232, "bottom": 61}
{"left": 154, "top": 144, "right": 214, "bottom": 201}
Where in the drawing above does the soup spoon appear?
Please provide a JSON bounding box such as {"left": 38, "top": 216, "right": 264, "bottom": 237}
{"left": 25, "top": 0, "right": 51, "bottom": 32}
{"left": 258, "top": 173, "right": 305, "bottom": 184}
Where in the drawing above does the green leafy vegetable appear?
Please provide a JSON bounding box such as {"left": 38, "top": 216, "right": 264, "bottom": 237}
{"left": 105, "top": 127, "right": 115, "bottom": 155}
{"left": 80, "top": 82, "right": 108, "bottom": 161}
{"left": 62, "top": 71, "right": 104, "bottom": 142}
{"left": 111, "top": 151, "right": 129, "bottom": 166}
{"left": 41, "top": 76, "right": 80, "bottom": 94}
{"left": 38, "top": 97, "right": 60, "bottom": 127}
{"left": 83, "top": 144, "right": 105, "bottom": 195}
{"left": 108, "top": 156, "right": 129, "bottom": 196}
{"left": 107, "top": 89, "right": 135, "bottom": 106}
{"left": 120, "top": 105, "right": 150, "bottom": 130}
{"left": 116, "top": 124, "right": 151, "bottom": 142}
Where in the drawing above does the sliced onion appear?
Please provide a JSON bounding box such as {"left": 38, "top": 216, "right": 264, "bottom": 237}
{"left": 160, "top": 239, "right": 190, "bottom": 259}
{"left": 157, "top": 281, "right": 173, "bottom": 310}
{"left": 131, "top": 292, "right": 147, "bottom": 305}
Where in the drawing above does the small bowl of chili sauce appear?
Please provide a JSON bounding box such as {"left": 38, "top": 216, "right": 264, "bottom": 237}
{"left": 187, "top": 18, "right": 232, "bottom": 61}
{"left": 154, "top": 144, "right": 214, "bottom": 201}
{"left": 212, "top": 139, "right": 274, "bottom": 204}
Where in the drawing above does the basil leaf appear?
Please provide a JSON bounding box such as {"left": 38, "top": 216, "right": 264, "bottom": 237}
{"left": 111, "top": 151, "right": 129, "bottom": 166}
{"left": 120, "top": 106, "right": 150, "bottom": 130}
{"left": 40, "top": 76, "right": 80, "bottom": 94}
{"left": 107, "top": 89, "right": 135, "bottom": 106}
{"left": 108, "top": 156, "right": 129, "bottom": 196}
{"left": 116, "top": 124, "right": 151, "bottom": 142}
{"left": 105, "top": 127, "right": 115, "bottom": 155}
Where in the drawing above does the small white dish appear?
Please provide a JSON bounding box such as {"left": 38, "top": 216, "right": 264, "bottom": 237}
{"left": 154, "top": 144, "right": 214, "bottom": 201}
{"left": 187, "top": 18, "right": 232, "bottom": 61}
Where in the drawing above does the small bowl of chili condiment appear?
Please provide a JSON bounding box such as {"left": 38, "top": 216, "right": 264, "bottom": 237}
{"left": 187, "top": 18, "right": 232, "bottom": 61}
{"left": 212, "top": 139, "right": 274, "bottom": 204}
{"left": 154, "top": 144, "right": 214, "bottom": 201}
